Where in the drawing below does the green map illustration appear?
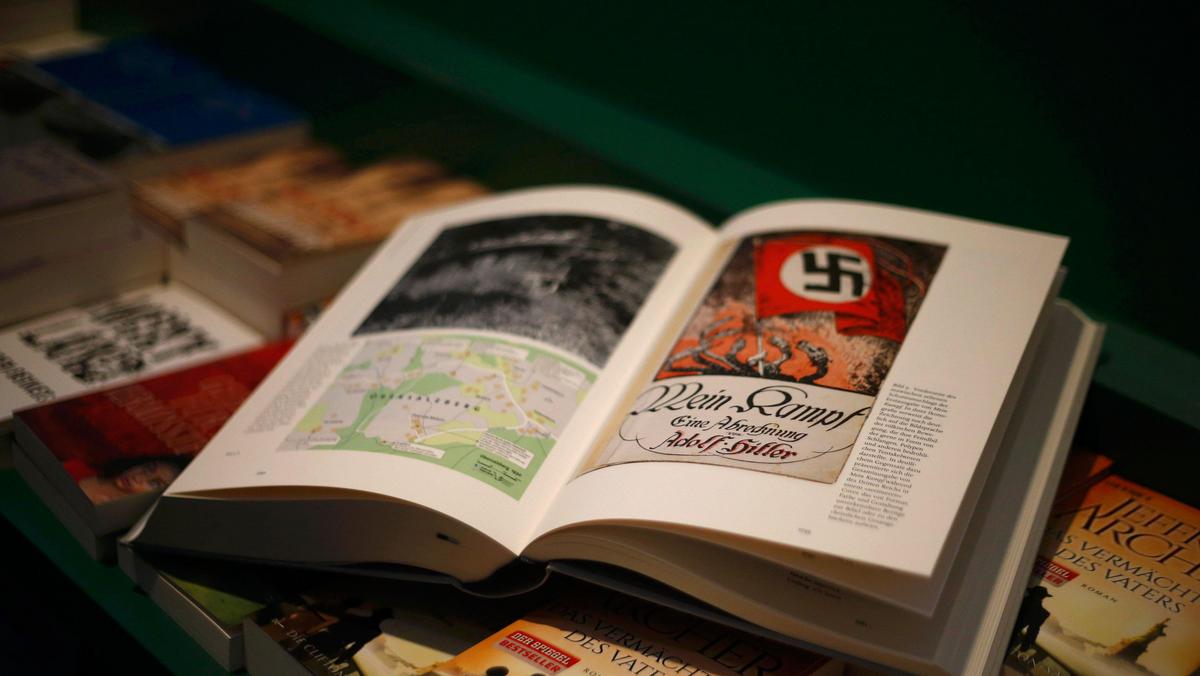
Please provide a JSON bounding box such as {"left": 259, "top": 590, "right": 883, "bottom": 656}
{"left": 279, "top": 333, "right": 595, "bottom": 499}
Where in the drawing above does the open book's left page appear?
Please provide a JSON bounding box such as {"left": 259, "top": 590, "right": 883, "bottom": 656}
{"left": 158, "top": 187, "right": 717, "bottom": 555}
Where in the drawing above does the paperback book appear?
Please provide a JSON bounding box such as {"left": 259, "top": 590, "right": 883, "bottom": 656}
{"left": 1, "top": 52, "right": 151, "bottom": 167}
{"left": 127, "top": 186, "right": 1102, "bottom": 673}
{"left": 432, "top": 584, "right": 839, "bottom": 676}
{"left": 1004, "top": 474, "right": 1200, "bottom": 675}
{"left": 131, "top": 144, "right": 348, "bottom": 244}
{"left": 135, "top": 144, "right": 488, "bottom": 337}
{"left": 24, "top": 36, "right": 308, "bottom": 176}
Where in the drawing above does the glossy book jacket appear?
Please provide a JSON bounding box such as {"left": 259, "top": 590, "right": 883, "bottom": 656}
{"left": 15, "top": 340, "right": 290, "bottom": 508}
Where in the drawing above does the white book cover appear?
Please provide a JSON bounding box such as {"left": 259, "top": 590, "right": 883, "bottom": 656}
{"left": 0, "top": 282, "right": 262, "bottom": 423}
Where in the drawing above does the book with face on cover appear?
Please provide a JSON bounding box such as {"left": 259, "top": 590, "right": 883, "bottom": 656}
{"left": 1004, "top": 474, "right": 1200, "bottom": 676}
{"left": 8, "top": 336, "right": 286, "bottom": 554}
{"left": 127, "top": 186, "right": 1102, "bottom": 674}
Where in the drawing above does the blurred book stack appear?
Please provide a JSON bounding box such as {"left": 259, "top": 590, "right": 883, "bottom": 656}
{"left": 135, "top": 144, "right": 488, "bottom": 338}
{"left": 1, "top": 30, "right": 490, "bottom": 455}
{"left": 0, "top": 0, "right": 89, "bottom": 57}
{"left": 0, "top": 137, "right": 159, "bottom": 325}
{"left": 1, "top": 33, "right": 306, "bottom": 336}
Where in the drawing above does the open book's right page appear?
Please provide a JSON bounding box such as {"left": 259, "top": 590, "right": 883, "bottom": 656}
{"left": 534, "top": 200, "right": 1066, "bottom": 605}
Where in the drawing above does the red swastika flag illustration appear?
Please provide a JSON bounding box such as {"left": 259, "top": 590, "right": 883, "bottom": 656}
{"left": 754, "top": 234, "right": 909, "bottom": 343}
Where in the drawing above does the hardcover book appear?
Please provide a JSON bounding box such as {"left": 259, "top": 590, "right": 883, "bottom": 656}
{"left": 2, "top": 37, "right": 307, "bottom": 180}
{"left": 127, "top": 187, "right": 1102, "bottom": 673}
{"left": 1004, "top": 474, "right": 1200, "bottom": 675}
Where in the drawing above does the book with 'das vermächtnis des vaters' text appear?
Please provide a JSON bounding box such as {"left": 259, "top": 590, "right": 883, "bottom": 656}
{"left": 126, "top": 186, "right": 1102, "bottom": 674}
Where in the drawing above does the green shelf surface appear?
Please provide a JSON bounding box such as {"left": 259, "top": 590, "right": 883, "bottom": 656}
{"left": 0, "top": 470, "right": 227, "bottom": 676}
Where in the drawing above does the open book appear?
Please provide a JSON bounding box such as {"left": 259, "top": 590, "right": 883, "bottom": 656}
{"left": 129, "top": 187, "right": 1096, "bottom": 673}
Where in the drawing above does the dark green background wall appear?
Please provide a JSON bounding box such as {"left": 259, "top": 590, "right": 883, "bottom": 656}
{"left": 380, "top": 2, "right": 1197, "bottom": 355}
{"left": 82, "top": 1, "right": 1198, "bottom": 355}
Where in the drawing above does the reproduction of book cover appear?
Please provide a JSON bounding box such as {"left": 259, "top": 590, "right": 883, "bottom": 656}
{"left": 430, "top": 585, "right": 834, "bottom": 676}
{"left": 250, "top": 579, "right": 527, "bottom": 676}
{"left": 15, "top": 341, "right": 289, "bottom": 507}
{"left": 583, "top": 231, "right": 946, "bottom": 484}
{"left": 278, "top": 214, "right": 677, "bottom": 499}
{"left": 1005, "top": 474, "right": 1200, "bottom": 675}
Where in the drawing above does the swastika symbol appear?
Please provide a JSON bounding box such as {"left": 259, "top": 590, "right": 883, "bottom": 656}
{"left": 779, "top": 245, "right": 872, "bottom": 303}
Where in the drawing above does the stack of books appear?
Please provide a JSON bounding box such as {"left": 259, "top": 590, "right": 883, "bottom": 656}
{"left": 0, "top": 138, "right": 162, "bottom": 325}
{"left": 1, "top": 33, "right": 307, "bottom": 328}
{"left": 109, "top": 186, "right": 1097, "bottom": 675}
{"left": 1, "top": 36, "right": 490, "bottom": 436}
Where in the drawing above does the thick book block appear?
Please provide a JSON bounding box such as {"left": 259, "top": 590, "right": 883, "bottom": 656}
{"left": 128, "top": 186, "right": 1100, "bottom": 674}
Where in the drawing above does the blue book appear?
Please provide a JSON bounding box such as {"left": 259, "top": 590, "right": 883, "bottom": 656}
{"left": 35, "top": 37, "right": 305, "bottom": 148}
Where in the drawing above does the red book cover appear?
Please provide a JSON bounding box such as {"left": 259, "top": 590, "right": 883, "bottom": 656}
{"left": 16, "top": 341, "right": 290, "bottom": 507}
